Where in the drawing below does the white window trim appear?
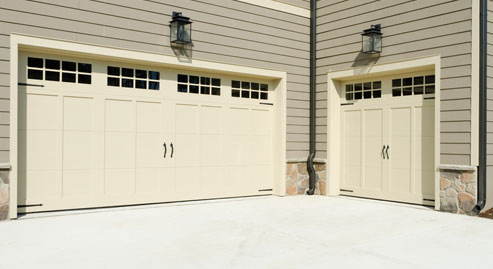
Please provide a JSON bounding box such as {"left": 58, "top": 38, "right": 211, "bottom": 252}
{"left": 236, "top": 0, "right": 310, "bottom": 17}
{"left": 9, "top": 33, "right": 288, "bottom": 219}
{"left": 326, "top": 55, "right": 441, "bottom": 210}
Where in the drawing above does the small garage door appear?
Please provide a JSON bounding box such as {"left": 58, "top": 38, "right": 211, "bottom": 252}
{"left": 18, "top": 52, "right": 275, "bottom": 213}
{"left": 340, "top": 71, "right": 435, "bottom": 205}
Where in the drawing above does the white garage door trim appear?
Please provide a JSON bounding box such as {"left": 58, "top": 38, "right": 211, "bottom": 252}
{"left": 9, "top": 33, "right": 288, "bottom": 219}
{"left": 326, "top": 55, "right": 441, "bottom": 210}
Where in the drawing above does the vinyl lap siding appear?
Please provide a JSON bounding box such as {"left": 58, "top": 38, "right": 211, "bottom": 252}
{"left": 316, "top": 0, "right": 473, "bottom": 165}
{"left": 0, "top": 0, "right": 311, "bottom": 162}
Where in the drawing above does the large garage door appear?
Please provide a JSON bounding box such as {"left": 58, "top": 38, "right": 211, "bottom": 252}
{"left": 340, "top": 71, "right": 435, "bottom": 205}
{"left": 17, "top": 52, "right": 275, "bottom": 213}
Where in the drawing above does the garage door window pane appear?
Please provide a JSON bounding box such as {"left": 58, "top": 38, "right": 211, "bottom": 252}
{"left": 45, "top": 59, "right": 60, "bottom": 70}
{"left": 260, "top": 92, "right": 268, "bottom": 100}
{"left": 45, "top": 71, "right": 60, "bottom": 81}
{"left": 211, "top": 87, "right": 221, "bottom": 96}
{"left": 178, "top": 84, "right": 188, "bottom": 93}
{"left": 78, "top": 63, "right": 92, "bottom": 73}
{"left": 108, "top": 66, "right": 120, "bottom": 76}
{"left": 122, "top": 78, "right": 133, "bottom": 88}
{"left": 201, "top": 77, "right": 210, "bottom": 85}
{"left": 232, "top": 89, "right": 240, "bottom": 97}
{"left": 108, "top": 77, "right": 119, "bottom": 87}
{"left": 241, "top": 90, "right": 250, "bottom": 98}
{"left": 136, "top": 69, "right": 147, "bottom": 79}
{"left": 425, "top": 75, "right": 435, "bottom": 84}
{"left": 28, "top": 69, "right": 43, "bottom": 80}
{"left": 251, "top": 91, "right": 259, "bottom": 99}
{"left": 78, "top": 74, "right": 92, "bottom": 84}
{"left": 211, "top": 78, "right": 221, "bottom": 86}
{"left": 178, "top": 74, "right": 188, "bottom": 83}
{"left": 122, "top": 68, "right": 134, "bottom": 78}
{"left": 136, "top": 80, "right": 147, "bottom": 89}
{"left": 149, "top": 81, "right": 159, "bottom": 90}
{"left": 373, "top": 90, "right": 381, "bottom": 98}
{"left": 242, "top": 82, "right": 250, "bottom": 89}
{"left": 201, "top": 86, "right": 210, "bottom": 94}
{"left": 149, "top": 71, "right": 160, "bottom": 80}
{"left": 62, "top": 72, "right": 76, "bottom": 83}
{"left": 189, "top": 85, "right": 199, "bottom": 93}
{"left": 28, "top": 57, "right": 43, "bottom": 68}
{"left": 62, "top": 61, "right": 76, "bottom": 71}
{"left": 232, "top": 80, "right": 241, "bottom": 88}
{"left": 189, "top": 76, "right": 199, "bottom": 84}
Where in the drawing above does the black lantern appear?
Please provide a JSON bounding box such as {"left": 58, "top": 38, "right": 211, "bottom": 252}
{"left": 170, "top": 12, "right": 192, "bottom": 45}
{"left": 361, "top": 24, "right": 382, "bottom": 54}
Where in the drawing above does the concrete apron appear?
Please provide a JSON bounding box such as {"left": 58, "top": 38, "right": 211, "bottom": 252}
{"left": 0, "top": 196, "right": 492, "bottom": 269}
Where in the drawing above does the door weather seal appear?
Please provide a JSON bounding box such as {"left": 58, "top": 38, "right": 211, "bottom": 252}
{"left": 306, "top": 0, "right": 317, "bottom": 195}
{"left": 474, "top": 0, "right": 487, "bottom": 214}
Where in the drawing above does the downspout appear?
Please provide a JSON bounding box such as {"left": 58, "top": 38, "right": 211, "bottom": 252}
{"left": 307, "top": 0, "right": 317, "bottom": 195}
{"left": 474, "top": 0, "right": 487, "bottom": 213}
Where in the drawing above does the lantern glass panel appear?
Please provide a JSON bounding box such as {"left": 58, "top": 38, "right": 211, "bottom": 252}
{"left": 373, "top": 34, "right": 382, "bottom": 53}
{"left": 171, "top": 21, "right": 192, "bottom": 44}
{"left": 362, "top": 34, "right": 373, "bottom": 53}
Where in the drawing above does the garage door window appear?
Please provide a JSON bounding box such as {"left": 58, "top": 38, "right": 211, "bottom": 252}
{"left": 177, "top": 74, "right": 221, "bottom": 95}
{"left": 392, "top": 75, "right": 435, "bottom": 97}
{"left": 107, "top": 66, "right": 160, "bottom": 90}
{"left": 27, "top": 57, "right": 92, "bottom": 84}
{"left": 345, "top": 80, "right": 381, "bottom": 101}
{"left": 231, "top": 80, "right": 268, "bottom": 100}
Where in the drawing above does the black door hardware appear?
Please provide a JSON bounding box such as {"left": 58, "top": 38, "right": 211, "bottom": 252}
{"left": 381, "top": 145, "right": 386, "bottom": 159}
{"left": 170, "top": 143, "right": 174, "bottom": 158}
{"left": 163, "top": 142, "right": 167, "bottom": 158}
{"left": 385, "top": 145, "right": 390, "bottom": 159}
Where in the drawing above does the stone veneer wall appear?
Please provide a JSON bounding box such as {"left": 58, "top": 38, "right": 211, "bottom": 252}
{"left": 0, "top": 168, "right": 9, "bottom": 221}
{"left": 439, "top": 167, "right": 477, "bottom": 215}
{"left": 286, "top": 161, "right": 326, "bottom": 195}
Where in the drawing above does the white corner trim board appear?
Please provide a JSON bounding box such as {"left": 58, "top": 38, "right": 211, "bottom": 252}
{"left": 236, "top": 0, "right": 310, "bottom": 17}
{"left": 470, "top": 0, "right": 480, "bottom": 166}
{"left": 9, "top": 33, "right": 288, "bottom": 219}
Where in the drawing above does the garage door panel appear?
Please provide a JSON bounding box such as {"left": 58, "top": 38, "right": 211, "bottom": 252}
{"left": 228, "top": 107, "right": 251, "bottom": 135}
{"left": 24, "top": 94, "right": 59, "bottom": 130}
{"left": 136, "top": 101, "right": 162, "bottom": 133}
{"left": 62, "top": 170, "right": 95, "bottom": 197}
{"left": 175, "top": 167, "right": 200, "bottom": 199}
{"left": 175, "top": 104, "right": 198, "bottom": 134}
{"left": 200, "top": 166, "right": 226, "bottom": 197}
{"left": 363, "top": 109, "right": 384, "bottom": 190}
{"left": 200, "top": 134, "right": 223, "bottom": 166}
{"left": 136, "top": 133, "right": 162, "bottom": 168}
{"left": 22, "top": 130, "right": 60, "bottom": 171}
{"left": 200, "top": 106, "right": 224, "bottom": 134}
{"left": 253, "top": 165, "right": 273, "bottom": 191}
{"left": 158, "top": 167, "right": 176, "bottom": 199}
{"left": 251, "top": 109, "right": 272, "bottom": 135}
{"left": 251, "top": 135, "right": 272, "bottom": 164}
{"left": 63, "top": 131, "right": 94, "bottom": 169}
{"left": 105, "top": 99, "right": 133, "bottom": 132}
{"left": 63, "top": 96, "right": 94, "bottom": 131}
{"left": 136, "top": 168, "right": 160, "bottom": 195}
{"left": 24, "top": 170, "right": 62, "bottom": 202}
{"left": 105, "top": 132, "right": 135, "bottom": 169}
{"left": 105, "top": 169, "right": 135, "bottom": 196}
{"left": 175, "top": 134, "right": 199, "bottom": 167}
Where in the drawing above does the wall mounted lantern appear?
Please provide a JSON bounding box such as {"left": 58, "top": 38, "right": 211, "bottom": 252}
{"left": 361, "top": 24, "right": 382, "bottom": 54}
{"left": 170, "top": 12, "right": 192, "bottom": 45}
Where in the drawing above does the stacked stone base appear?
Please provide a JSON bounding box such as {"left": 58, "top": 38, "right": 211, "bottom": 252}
{"left": 0, "top": 169, "right": 9, "bottom": 221}
{"left": 286, "top": 161, "right": 326, "bottom": 195}
{"left": 439, "top": 166, "right": 477, "bottom": 215}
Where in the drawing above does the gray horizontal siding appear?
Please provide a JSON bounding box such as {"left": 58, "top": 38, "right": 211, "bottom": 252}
{"left": 0, "top": 0, "right": 311, "bottom": 161}
{"left": 316, "top": 0, "right": 473, "bottom": 165}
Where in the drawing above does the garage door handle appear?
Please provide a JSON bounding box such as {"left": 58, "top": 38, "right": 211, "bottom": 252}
{"left": 163, "top": 142, "right": 167, "bottom": 158}
{"left": 385, "top": 145, "right": 390, "bottom": 159}
{"left": 170, "top": 143, "right": 174, "bottom": 158}
{"left": 381, "top": 145, "right": 385, "bottom": 159}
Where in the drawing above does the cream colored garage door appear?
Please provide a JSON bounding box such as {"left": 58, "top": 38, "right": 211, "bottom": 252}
{"left": 340, "top": 71, "right": 435, "bottom": 205}
{"left": 18, "top": 52, "right": 274, "bottom": 213}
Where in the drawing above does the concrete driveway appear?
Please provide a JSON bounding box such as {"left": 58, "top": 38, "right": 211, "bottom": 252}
{"left": 0, "top": 196, "right": 492, "bottom": 269}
